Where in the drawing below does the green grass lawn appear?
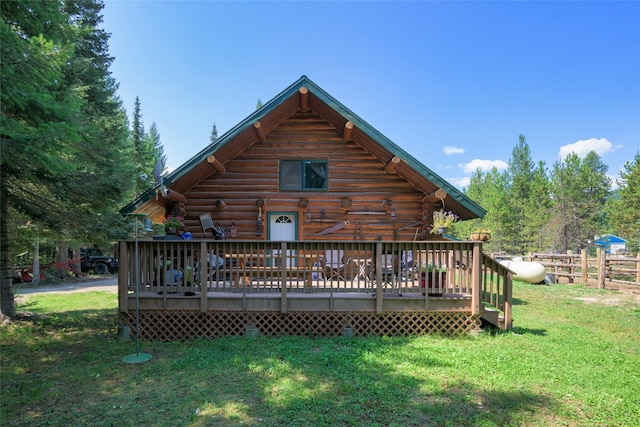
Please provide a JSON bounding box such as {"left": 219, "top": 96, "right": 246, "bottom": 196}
{"left": 2, "top": 283, "right": 639, "bottom": 426}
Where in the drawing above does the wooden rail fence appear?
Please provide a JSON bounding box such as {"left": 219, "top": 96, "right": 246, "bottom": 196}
{"left": 493, "top": 250, "right": 640, "bottom": 288}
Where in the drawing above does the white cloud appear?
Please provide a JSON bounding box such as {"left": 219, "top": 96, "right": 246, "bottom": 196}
{"left": 459, "top": 159, "right": 508, "bottom": 174}
{"left": 559, "top": 138, "right": 614, "bottom": 160}
{"left": 448, "top": 176, "right": 471, "bottom": 189}
{"left": 443, "top": 146, "right": 464, "bottom": 155}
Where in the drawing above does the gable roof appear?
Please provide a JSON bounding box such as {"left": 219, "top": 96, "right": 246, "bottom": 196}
{"left": 122, "top": 75, "right": 486, "bottom": 220}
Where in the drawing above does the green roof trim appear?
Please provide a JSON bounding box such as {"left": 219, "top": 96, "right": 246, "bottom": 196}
{"left": 122, "top": 75, "right": 485, "bottom": 218}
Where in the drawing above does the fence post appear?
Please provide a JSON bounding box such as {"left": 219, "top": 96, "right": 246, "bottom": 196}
{"left": 567, "top": 250, "right": 574, "bottom": 283}
{"left": 597, "top": 248, "right": 606, "bottom": 289}
{"left": 581, "top": 249, "right": 588, "bottom": 286}
{"left": 636, "top": 253, "right": 640, "bottom": 284}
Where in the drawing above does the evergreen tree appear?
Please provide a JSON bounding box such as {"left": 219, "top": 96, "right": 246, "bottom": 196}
{"left": 131, "top": 96, "right": 150, "bottom": 195}
{"left": 1, "top": 0, "right": 133, "bottom": 316}
{"left": 1, "top": 0, "right": 78, "bottom": 316}
{"left": 145, "top": 122, "right": 166, "bottom": 183}
{"left": 606, "top": 152, "right": 640, "bottom": 252}
{"left": 210, "top": 122, "right": 218, "bottom": 143}
{"left": 461, "top": 167, "right": 509, "bottom": 253}
{"left": 550, "top": 152, "right": 611, "bottom": 253}
{"left": 502, "top": 135, "right": 537, "bottom": 254}
{"left": 527, "top": 161, "right": 553, "bottom": 251}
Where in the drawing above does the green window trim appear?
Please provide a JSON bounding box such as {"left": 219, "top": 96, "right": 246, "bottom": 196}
{"left": 279, "top": 160, "right": 328, "bottom": 191}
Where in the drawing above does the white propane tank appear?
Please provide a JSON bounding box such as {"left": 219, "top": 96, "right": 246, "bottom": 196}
{"left": 500, "top": 257, "right": 547, "bottom": 284}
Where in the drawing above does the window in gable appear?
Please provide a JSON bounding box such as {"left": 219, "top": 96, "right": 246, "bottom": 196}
{"left": 280, "top": 160, "right": 328, "bottom": 191}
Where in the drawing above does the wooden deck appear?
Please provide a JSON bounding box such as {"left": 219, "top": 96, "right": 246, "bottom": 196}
{"left": 118, "top": 240, "right": 512, "bottom": 340}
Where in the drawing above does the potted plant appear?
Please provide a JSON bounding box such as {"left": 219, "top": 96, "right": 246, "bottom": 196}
{"left": 163, "top": 215, "right": 185, "bottom": 234}
{"left": 470, "top": 228, "right": 492, "bottom": 241}
{"left": 418, "top": 262, "right": 447, "bottom": 296}
{"left": 431, "top": 210, "right": 458, "bottom": 235}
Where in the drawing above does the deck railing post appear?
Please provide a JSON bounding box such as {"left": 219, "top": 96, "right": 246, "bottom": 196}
{"left": 280, "top": 241, "right": 288, "bottom": 313}
{"left": 471, "top": 243, "right": 481, "bottom": 316}
{"left": 118, "top": 241, "right": 129, "bottom": 313}
{"left": 200, "top": 241, "right": 207, "bottom": 313}
{"left": 503, "top": 273, "right": 513, "bottom": 329}
{"left": 375, "top": 241, "right": 383, "bottom": 314}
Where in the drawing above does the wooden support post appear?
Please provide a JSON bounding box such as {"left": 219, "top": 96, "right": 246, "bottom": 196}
{"left": 280, "top": 242, "right": 288, "bottom": 314}
{"left": 636, "top": 253, "right": 640, "bottom": 284}
{"left": 254, "top": 121, "right": 267, "bottom": 142}
{"left": 342, "top": 121, "right": 353, "bottom": 142}
{"left": 471, "top": 243, "right": 481, "bottom": 316}
{"left": 299, "top": 87, "right": 309, "bottom": 112}
{"left": 206, "top": 155, "right": 225, "bottom": 173}
{"left": 384, "top": 156, "right": 401, "bottom": 174}
{"left": 502, "top": 273, "right": 513, "bottom": 330}
{"left": 118, "top": 241, "right": 128, "bottom": 313}
{"left": 581, "top": 249, "right": 588, "bottom": 286}
{"left": 375, "top": 242, "right": 383, "bottom": 314}
{"left": 200, "top": 241, "right": 207, "bottom": 313}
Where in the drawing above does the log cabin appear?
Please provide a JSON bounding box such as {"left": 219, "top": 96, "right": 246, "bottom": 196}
{"left": 119, "top": 76, "right": 512, "bottom": 340}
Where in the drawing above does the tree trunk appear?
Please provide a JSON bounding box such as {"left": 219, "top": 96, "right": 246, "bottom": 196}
{"left": 0, "top": 166, "right": 16, "bottom": 317}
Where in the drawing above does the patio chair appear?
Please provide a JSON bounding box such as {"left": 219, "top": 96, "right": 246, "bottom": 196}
{"left": 324, "top": 250, "right": 349, "bottom": 282}
{"left": 371, "top": 253, "right": 403, "bottom": 296}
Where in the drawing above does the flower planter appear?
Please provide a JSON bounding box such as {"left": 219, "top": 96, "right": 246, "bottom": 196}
{"left": 470, "top": 232, "right": 491, "bottom": 241}
{"left": 420, "top": 272, "right": 446, "bottom": 296}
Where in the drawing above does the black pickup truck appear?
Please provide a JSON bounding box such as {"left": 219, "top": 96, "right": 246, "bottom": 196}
{"left": 79, "top": 248, "right": 118, "bottom": 275}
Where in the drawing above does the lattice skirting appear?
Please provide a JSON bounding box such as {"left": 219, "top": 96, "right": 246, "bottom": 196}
{"left": 119, "top": 310, "right": 482, "bottom": 341}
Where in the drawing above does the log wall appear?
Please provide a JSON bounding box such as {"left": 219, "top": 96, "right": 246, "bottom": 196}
{"left": 182, "top": 111, "right": 435, "bottom": 241}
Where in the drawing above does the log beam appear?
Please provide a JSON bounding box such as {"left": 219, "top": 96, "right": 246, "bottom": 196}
{"left": 339, "top": 198, "right": 352, "bottom": 211}
{"left": 163, "top": 189, "right": 187, "bottom": 203}
{"left": 215, "top": 200, "right": 226, "bottom": 210}
{"left": 342, "top": 121, "right": 353, "bottom": 142}
{"left": 384, "top": 156, "right": 401, "bottom": 174}
{"left": 299, "top": 87, "right": 309, "bottom": 112}
{"left": 206, "top": 155, "right": 225, "bottom": 173}
{"left": 254, "top": 121, "right": 267, "bottom": 143}
{"left": 422, "top": 188, "right": 447, "bottom": 203}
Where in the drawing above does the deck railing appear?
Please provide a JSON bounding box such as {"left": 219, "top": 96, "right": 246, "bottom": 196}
{"left": 118, "top": 240, "right": 512, "bottom": 327}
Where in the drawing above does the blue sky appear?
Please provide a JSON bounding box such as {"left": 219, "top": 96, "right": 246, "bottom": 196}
{"left": 102, "top": 1, "right": 639, "bottom": 189}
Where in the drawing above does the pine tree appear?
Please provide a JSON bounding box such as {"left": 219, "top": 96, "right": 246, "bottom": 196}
{"left": 606, "top": 152, "right": 640, "bottom": 252}
{"left": 131, "top": 96, "right": 148, "bottom": 195}
{"left": 503, "top": 135, "right": 537, "bottom": 254}
{"left": 146, "top": 122, "right": 166, "bottom": 183}
{"left": 550, "top": 152, "right": 611, "bottom": 253}
{"left": 1, "top": 0, "right": 133, "bottom": 316}
{"left": 210, "top": 123, "right": 218, "bottom": 143}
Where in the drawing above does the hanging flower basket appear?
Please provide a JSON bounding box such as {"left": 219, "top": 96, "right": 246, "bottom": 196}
{"left": 431, "top": 210, "right": 458, "bottom": 234}
{"left": 163, "top": 215, "right": 185, "bottom": 234}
